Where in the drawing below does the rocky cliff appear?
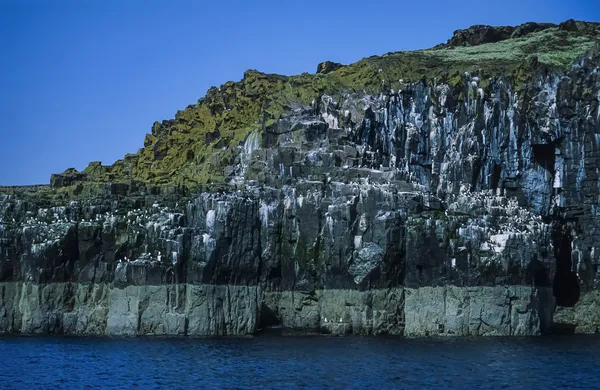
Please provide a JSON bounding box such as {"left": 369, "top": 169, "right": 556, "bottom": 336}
{"left": 1, "top": 20, "right": 599, "bottom": 336}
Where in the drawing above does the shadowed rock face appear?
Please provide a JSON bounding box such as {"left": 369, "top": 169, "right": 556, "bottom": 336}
{"left": 440, "top": 22, "right": 556, "bottom": 48}
{"left": 317, "top": 61, "right": 344, "bottom": 74}
{"left": 1, "top": 22, "right": 600, "bottom": 336}
{"left": 438, "top": 20, "right": 599, "bottom": 48}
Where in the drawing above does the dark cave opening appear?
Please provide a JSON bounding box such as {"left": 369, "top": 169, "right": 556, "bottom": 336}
{"left": 257, "top": 302, "right": 282, "bottom": 330}
{"left": 531, "top": 143, "right": 555, "bottom": 172}
{"left": 490, "top": 164, "right": 502, "bottom": 191}
{"left": 552, "top": 226, "right": 581, "bottom": 307}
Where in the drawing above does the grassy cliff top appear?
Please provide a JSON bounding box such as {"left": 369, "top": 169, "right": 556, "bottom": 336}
{"left": 47, "top": 20, "right": 599, "bottom": 195}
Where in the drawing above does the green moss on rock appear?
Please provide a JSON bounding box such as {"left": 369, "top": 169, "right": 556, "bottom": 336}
{"left": 47, "top": 21, "right": 600, "bottom": 192}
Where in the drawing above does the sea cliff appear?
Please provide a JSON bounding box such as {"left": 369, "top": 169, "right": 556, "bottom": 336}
{"left": 1, "top": 20, "right": 599, "bottom": 336}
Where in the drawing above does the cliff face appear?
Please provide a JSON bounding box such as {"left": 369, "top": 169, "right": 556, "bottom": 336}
{"left": 1, "top": 21, "right": 599, "bottom": 336}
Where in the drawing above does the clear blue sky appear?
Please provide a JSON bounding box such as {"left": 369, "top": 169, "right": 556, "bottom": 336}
{"left": 1, "top": 0, "right": 599, "bottom": 185}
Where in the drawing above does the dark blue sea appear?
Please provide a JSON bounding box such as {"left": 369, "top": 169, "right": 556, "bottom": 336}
{"left": 2, "top": 334, "right": 600, "bottom": 389}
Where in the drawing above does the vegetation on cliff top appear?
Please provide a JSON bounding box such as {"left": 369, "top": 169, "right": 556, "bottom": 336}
{"left": 48, "top": 21, "right": 599, "bottom": 193}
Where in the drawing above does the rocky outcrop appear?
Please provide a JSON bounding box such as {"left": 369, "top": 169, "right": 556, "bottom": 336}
{"left": 440, "top": 22, "right": 554, "bottom": 48}
{"left": 316, "top": 61, "right": 344, "bottom": 74}
{"left": 438, "top": 20, "right": 598, "bottom": 49}
{"left": 1, "top": 22, "right": 600, "bottom": 336}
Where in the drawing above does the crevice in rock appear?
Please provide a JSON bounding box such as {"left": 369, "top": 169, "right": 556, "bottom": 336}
{"left": 470, "top": 158, "right": 482, "bottom": 191}
{"left": 551, "top": 223, "right": 580, "bottom": 307}
{"left": 257, "top": 302, "right": 281, "bottom": 331}
{"left": 527, "top": 255, "right": 551, "bottom": 287}
{"left": 490, "top": 163, "right": 502, "bottom": 191}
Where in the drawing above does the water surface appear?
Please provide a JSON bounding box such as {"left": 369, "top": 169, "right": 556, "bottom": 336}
{"left": 3, "top": 334, "right": 600, "bottom": 389}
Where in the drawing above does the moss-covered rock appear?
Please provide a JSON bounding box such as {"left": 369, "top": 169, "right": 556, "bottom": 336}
{"left": 37, "top": 21, "right": 600, "bottom": 194}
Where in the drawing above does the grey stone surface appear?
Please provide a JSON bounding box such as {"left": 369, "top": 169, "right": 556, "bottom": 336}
{"left": 0, "top": 282, "right": 407, "bottom": 336}
{"left": 554, "top": 291, "right": 600, "bottom": 334}
{"left": 1, "top": 281, "right": 561, "bottom": 336}
{"left": 0, "top": 282, "right": 262, "bottom": 336}
{"left": 264, "top": 288, "right": 404, "bottom": 335}
{"left": 404, "top": 286, "right": 553, "bottom": 336}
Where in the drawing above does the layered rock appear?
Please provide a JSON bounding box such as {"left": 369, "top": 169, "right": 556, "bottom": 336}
{"left": 1, "top": 22, "right": 600, "bottom": 336}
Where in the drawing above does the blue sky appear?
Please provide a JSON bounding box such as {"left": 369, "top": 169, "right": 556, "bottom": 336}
{"left": 1, "top": 0, "right": 599, "bottom": 185}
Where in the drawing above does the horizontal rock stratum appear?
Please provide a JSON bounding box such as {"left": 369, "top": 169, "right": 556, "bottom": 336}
{"left": 1, "top": 20, "right": 599, "bottom": 336}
